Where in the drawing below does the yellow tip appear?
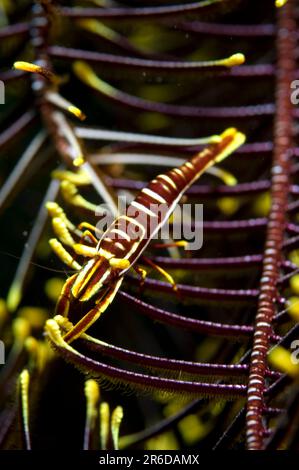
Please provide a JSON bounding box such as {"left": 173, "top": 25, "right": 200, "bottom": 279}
{"left": 73, "top": 155, "right": 85, "bottom": 167}
{"left": 215, "top": 128, "right": 246, "bottom": 163}
{"left": 12, "top": 318, "right": 31, "bottom": 343}
{"left": 68, "top": 105, "right": 86, "bottom": 121}
{"left": 290, "top": 276, "right": 299, "bottom": 296}
{"left": 289, "top": 250, "right": 299, "bottom": 267}
{"left": 252, "top": 192, "right": 271, "bottom": 217}
{"left": 111, "top": 406, "right": 124, "bottom": 450}
{"left": 13, "top": 61, "right": 55, "bottom": 82}
{"left": 218, "top": 196, "right": 240, "bottom": 216}
{"left": 222, "top": 53, "right": 245, "bottom": 68}
{"left": 222, "top": 172, "right": 237, "bottom": 186}
{"left": 25, "top": 337, "right": 46, "bottom": 372}
{"left": 208, "top": 166, "right": 237, "bottom": 186}
{"left": 85, "top": 379, "right": 100, "bottom": 405}
{"left": 14, "top": 61, "right": 41, "bottom": 73}
{"left": 0, "top": 299, "right": 8, "bottom": 324}
{"left": 7, "top": 283, "right": 22, "bottom": 313}
{"left": 100, "top": 402, "right": 110, "bottom": 450}
{"left": 288, "top": 296, "right": 299, "bottom": 322}
{"left": 77, "top": 19, "right": 117, "bottom": 42}
{"left": 275, "top": 0, "right": 287, "bottom": 7}
{"left": 269, "top": 346, "right": 299, "bottom": 378}
{"left": 25, "top": 337, "right": 39, "bottom": 355}
{"left": 175, "top": 241, "right": 189, "bottom": 248}
{"left": 20, "top": 368, "right": 30, "bottom": 388}
{"left": 73, "top": 61, "right": 117, "bottom": 99}
{"left": 18, "top": 307, "right": 48, "bottom": 329}
{"left": 45, "top": 278, "right": 65, "bottom": 303}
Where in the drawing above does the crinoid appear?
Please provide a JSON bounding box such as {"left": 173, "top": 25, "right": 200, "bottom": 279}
{"left": 0, "top": 0, "right": 299, "bottom": 452}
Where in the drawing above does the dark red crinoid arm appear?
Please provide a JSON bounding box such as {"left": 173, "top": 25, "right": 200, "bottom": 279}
{"left": 246, "top": 0, "right": 296, "bottom": 450}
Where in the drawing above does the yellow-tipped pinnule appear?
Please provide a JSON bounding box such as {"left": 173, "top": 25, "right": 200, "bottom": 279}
{"left": 68, "top": 105, "right": 86, "bottom": 121}
{"left": 84, "top": 379, "right": 100, "bottom": 449}
{"left": 14, "top": 61, "right": 43, "bottom": 73}
{"left": 19, "top": 369, "right": 31, "bottom": 449}
{"left": 85, "top": 380, "right": 100, "bottom": 422}
{"left": 276, "top": 0, "right": 288, "bottom": 7}
{"left": 289, "top": 250, "right": 299, "bottom": 267}
{"left": 100, "top": 402, "right": 110, "bottom": 450}
{"left": 208, "top": 167, "right": 237, "bottom": 186}
{"left": 46, "top": 91, "right": 86, "bottom": 121}
{"left": 25, "top": 336, "right": 39, "bottom": 353}
{"left": 18, "top": 307, "right": 48, "bottom": 329}
{"left": 111, "top": 406, "right": 124, "bottom": 450}
{"left": 85, "top": 379, "right": 100, "bottom": 406}
{"left": 73, "top": 61, "right": 107, "bottom": 91}
{"left": 73, "top": 155, "right": 85, "bottom": 167}
{"left": 12, "top": 317, "right": 31, "bottom": 343}
{"left": 25, "top": 337, "right": 42, "bottom": 372}
{"left": 218, "top": 197, "right": 240, "bottom": 216}
{"left": 174, "top": 240, "right": 189, "bottom": 248}
{"left": 220, "top": 172, "right": 237, "bottom": 186}
{"left": 77, "top": 19, "right": 118, "bottom": 42}
{"left": 13, "top": 61, "right": 55, "bottom": 82}
{"left": 25, "top": 337, "right": 50, "bottom": 372}
{"left": 215, "top": 127, "right": 246, "bottom": 163}
{"left": 288, "top": 297, "right": 299, "bottom": 322}
{"left": 223, "top": 53, "right": 245, "bottom": 67}
{"left": 0, "top": 299, "right": 8, "bottom": 325}
{"left": 19, "top": 369, "right": 30, "bottom": 400}
{"left": 290, "top": 275, "right": 299, "bottom": 295}
{"left": 45, "top": 278, "right": 65, "bottom": 303}
{"left": 269, "top": 346, "right": 299, "bottom": 378}
{"left": 7, "top": 281, "right": 22, "bottom": 313}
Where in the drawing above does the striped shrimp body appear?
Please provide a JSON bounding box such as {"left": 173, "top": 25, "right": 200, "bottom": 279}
{"left": 48, "top": 128, "right": 245, "bottom": 343}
